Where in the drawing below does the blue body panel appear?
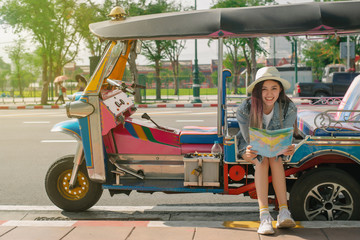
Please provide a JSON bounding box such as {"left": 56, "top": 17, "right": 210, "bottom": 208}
{"left": 289, "top": 136, "right": 360, "bottom": 166}
{"left": 77, "top": 95, "right": 98, "bottom": 169}
{"left": 179, "top": 126, "right": 223, "bottom": 144}
{"left": 51, "top": 119, "right": 81, "bottom": 140}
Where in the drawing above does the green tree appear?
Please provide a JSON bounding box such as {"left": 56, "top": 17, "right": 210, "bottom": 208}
{"left": 5, "top": 39, "right": 41, "bottom": 98}
{"left": 302, "top": 36, "right": 343, "bottom": 81}
{"left": 140, "top": 0, "right": 178, "bottom": 100}
{"left": 164, "top": 40, "right": 186, "bottom": 95}
{"left": 211, "top": 0, "right": 273, "bottom": 92}
{"left": 223, "top": 51, "right": 247, "bottom": 91}
{"left": 0, "top": 57, "right": 11, "bottom": 93}
{"left": 1, "top": 0, "right": 86, "bottom": 104}
{"left": 6, "top": 39, "right": 28, "bottom": 97}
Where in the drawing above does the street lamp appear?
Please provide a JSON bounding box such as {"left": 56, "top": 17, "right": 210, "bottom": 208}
{"left": 191, "top": 0, "right": 202, "bottom": 103}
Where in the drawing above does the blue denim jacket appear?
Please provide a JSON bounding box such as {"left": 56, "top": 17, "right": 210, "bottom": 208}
{"left": 236, "top": 98, "right": 297, "bottom": 161}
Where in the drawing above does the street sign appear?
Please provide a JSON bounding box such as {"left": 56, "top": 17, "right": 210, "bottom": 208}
{"left": 340, "top": 41, "right": 355, "bottom": 59}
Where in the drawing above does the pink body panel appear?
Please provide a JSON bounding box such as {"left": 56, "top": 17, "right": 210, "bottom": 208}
{"left": 110, "top": 118, "right": 181, "bottom": 155}
{"left": 100, "top": 102, "right": 117, "bottom": 136}
{"left": 101, "top": 115, "right": 216, "bottom": 155}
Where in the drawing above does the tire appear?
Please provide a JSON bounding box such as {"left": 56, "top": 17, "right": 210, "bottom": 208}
{"left": 45, "top": 155, "right": 103, "bottom": 212}
{"left": 289, "top": 168, "right": 360, "bottom": 221}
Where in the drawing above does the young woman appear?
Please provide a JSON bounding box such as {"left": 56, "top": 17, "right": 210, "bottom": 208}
{"left": 55, "top": 82, "right": 66, "bottom": 105}
{"left": 236, "top": 67, "right": 297, "bottom": 235}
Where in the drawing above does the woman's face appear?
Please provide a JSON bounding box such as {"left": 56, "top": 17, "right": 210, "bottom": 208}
{"left": 262, "top": 80, "right": 281, "bottom": 108}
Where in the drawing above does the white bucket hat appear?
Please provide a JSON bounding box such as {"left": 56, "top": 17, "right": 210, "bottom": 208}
{"left": 247, "top": 67, "right": 291, "bottom": 93}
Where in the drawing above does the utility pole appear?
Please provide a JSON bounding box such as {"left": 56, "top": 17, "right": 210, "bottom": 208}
{"left": 191, "top": 0, "right": 202, "bottom": 103}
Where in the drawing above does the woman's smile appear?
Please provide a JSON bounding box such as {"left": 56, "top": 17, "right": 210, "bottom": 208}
{"left": 262, "top": 80, "right": 281, "bottom": 109}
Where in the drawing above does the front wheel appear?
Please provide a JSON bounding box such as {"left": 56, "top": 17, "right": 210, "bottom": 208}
{"left": 289, "top": 168, "right": 360, "bottom": 221}
{"left": 45, "top": 155, "right": 103, "bottom": 212}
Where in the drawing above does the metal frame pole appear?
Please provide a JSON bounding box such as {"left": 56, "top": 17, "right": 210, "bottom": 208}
{"left": 217, "top": 37, "right": 224, "bottom": 136}
{"left": 191, "top": 0, "right": 202, "bottom": 103}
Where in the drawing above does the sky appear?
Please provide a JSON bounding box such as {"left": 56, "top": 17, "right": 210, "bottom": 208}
{"left": 0, "top": 0, "right": 312, "bottom": 66}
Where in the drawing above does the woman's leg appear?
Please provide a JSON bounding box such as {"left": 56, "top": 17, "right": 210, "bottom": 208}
{"left": 255, "top": 157, "right": 275, "bottom": 235}
{"left": 268, "top": 157, "right": 287, "bottom": 205}
{"left": 255, "top": 157, "right": 270, "bottom": 209}
{"left": 60, "top": 95, "right": 64, "bottom": 104}
{"left": 269, "top": 157, "right": 296, "bottom": 228}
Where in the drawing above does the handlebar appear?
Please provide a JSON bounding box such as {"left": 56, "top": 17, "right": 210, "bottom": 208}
{"left": 107, "top": 79, "right": 135, "bottom": 95}
{"left": 131, "top": 83, "right": 146, "bottom": 89}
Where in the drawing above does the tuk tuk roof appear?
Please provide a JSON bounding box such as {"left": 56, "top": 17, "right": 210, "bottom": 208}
{"left": 89, "top": 1, "right": 360, "bottom": 40}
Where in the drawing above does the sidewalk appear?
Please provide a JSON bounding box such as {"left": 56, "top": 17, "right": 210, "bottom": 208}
{"left": 1, "top": 219, "right": 359, "bottom": 240}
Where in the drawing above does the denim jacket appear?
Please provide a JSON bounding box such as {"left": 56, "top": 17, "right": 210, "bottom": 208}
{"left": 236, "top": 98, "right": 297, "bottom": 161}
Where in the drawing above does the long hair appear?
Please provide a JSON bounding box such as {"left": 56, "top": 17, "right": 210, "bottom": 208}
{"left": 250, "top": 80, "right": 292, "bottom": 128}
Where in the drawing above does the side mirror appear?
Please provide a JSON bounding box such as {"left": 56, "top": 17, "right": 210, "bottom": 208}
{"left": 141, "top": 113, "right": 150, "bottom": 120}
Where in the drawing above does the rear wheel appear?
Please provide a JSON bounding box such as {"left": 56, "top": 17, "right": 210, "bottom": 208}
{"left": 45, "top": 155, "right": 103, "bottom": 212}
{"left": 289, "top": 168, "right": 360, "bottom": 221}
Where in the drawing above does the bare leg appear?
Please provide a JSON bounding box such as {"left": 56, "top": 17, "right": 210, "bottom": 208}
{"left": 270, "top": 157, "right": 296, "bottom": 229}
{"left": 254, "top": 157, "right": 270, "bottom": 208}
{"left": 269, "top": 157, "right": 287, "bottom": 206}
{"left": 255, "top": 157, "right": 276, "bottom": 234}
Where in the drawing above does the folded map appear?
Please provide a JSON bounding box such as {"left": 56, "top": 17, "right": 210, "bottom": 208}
{"left": 249, "top": 127, "right": 294, "bottom": 158}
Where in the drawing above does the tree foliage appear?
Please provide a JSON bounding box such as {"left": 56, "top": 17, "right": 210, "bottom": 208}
{"left": 0, "top": 57, "right": 11, "bottom": 92}
{"left": 211, "top": 0, "right": 273, "bottom": 94}
{"left": 139, "top": 0, "right": 180, "bottom": 100}
{"left": 163, "top": 40, "right": 186, "bottom": 95}
{"left": 4, "top": 39, "right": 42, "bottom": 97}
{"left": 0, "top": 0, "right": 85, "bottom": 104}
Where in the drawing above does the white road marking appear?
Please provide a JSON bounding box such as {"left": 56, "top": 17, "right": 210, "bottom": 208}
{"left": 192, "top": 112, "right": 217, "bottom": 115}
{"left": 0, "top": 112, "right": 58, "bottom": 117}
{"left": 140, "top": 111, "right": 192, "bottom": 115}
{"left": 41, "top": 140, "right": 77, "bottom": 143}
{"left": 176, "top": 120, "right": 204, "bottom": 122}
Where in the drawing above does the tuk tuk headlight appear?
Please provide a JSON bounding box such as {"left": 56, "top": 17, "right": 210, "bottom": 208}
{"left": 66, "top": 100, "right": 94, "bottom": 118}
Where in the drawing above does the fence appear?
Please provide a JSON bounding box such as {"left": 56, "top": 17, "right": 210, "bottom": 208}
{"left": 1, "top": 75, "right": 246, "bottom": 104}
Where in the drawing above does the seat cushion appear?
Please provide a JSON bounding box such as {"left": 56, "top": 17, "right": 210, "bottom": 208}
{"left": 180, "top": 126, "right": 223, "bottom": 144}
{"left": 298, "top": 109, "right": 360, "bottom": 137}
{"left": 227, "top": 118, "right": 239, "bottom": 128}
{"left": 297, "top": 110, "right": 321, "bottom": 136}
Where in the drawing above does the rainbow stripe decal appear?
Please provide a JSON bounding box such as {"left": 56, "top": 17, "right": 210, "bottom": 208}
{"left": 125, "top": 122, "right": 177, "bottom": 147}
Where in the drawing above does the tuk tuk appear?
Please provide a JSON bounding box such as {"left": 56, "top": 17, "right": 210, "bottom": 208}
{"left": 45, "top": 1, "right": 360, "bottom": 221}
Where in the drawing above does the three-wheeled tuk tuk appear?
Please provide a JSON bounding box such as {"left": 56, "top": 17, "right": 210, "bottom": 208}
{"left": 45, "top": 1, "right": 360, "bottom": 221}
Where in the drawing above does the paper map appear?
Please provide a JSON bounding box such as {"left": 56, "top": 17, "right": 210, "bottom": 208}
{"left": 249, "top": 127, "right": 294, "bottom": 158}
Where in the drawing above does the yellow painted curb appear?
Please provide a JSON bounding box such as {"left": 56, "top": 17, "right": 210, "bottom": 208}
{"left": 223, "top": 221, "right": 303, "bottom": 228}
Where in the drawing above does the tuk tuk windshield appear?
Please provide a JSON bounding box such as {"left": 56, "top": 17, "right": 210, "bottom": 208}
{"left": 103, "top": 41, "right": 125, "bottom": 79}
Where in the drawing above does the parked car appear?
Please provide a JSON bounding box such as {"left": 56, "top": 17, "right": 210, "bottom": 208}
{"left": 321, "top": 64, "right": 346, "bottom": 83}
{"left": 294, "top": 72, "right": 359, "bottom": 98}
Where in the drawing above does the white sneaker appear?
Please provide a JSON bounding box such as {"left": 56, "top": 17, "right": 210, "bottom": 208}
{"left": 276, "top": 209, "right": 296, "bottom": 229}
{"left": 257, "top": 214, "right": 275, "bottom": 235}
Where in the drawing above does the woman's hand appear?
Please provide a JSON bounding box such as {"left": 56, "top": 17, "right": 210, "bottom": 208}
{"left": 282, "top": 144, "right": 295, "bottom": 156}
{"left": 242, "top": 145, "right": 258, "bottom": 164}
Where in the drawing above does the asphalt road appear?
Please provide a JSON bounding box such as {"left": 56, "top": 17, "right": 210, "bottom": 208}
{"left": 0, "top": 107, "right": 254, "bottom": 207}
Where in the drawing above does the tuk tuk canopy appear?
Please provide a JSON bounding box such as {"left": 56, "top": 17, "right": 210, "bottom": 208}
{"left": 89, "top": 1, "right": 360, "bottom": 40}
